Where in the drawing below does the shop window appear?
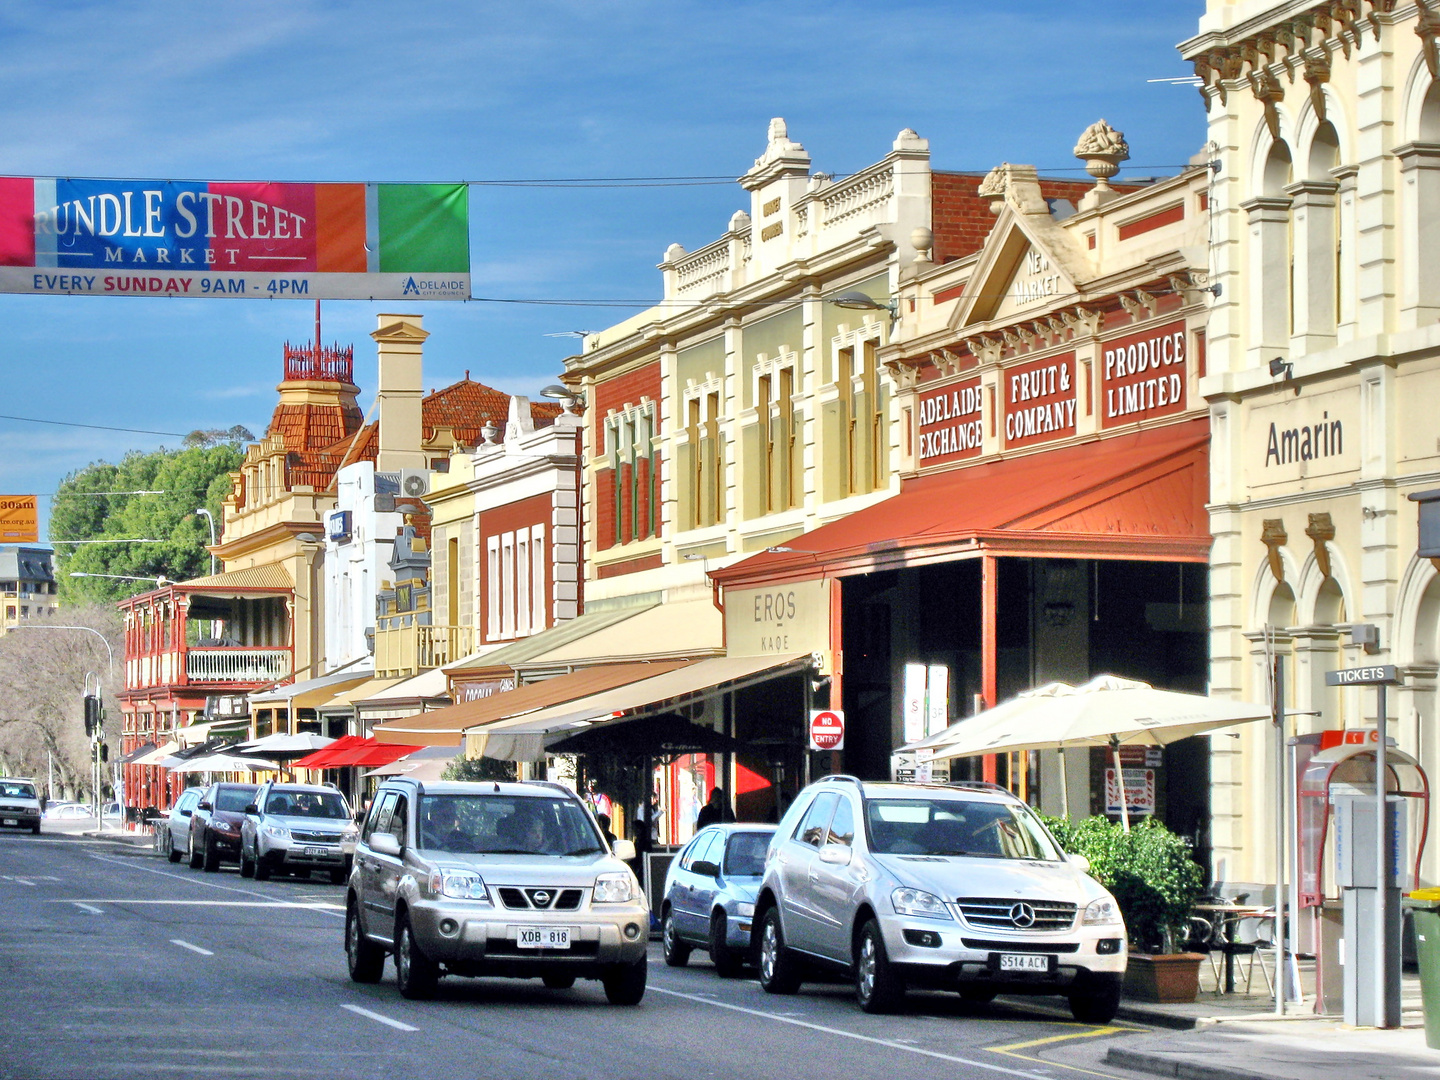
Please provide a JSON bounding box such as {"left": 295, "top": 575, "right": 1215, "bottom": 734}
{"left": 682, "top": 393, "right": 723, "bottom": 529}
{"left": 826, "top": 335, "right": 888, "bottom": 500}
{"left": 605, "top": 404, "right": 661, "bottom": 544}
{"left": 755, "top": 363, "right": 800, "bottom": 514}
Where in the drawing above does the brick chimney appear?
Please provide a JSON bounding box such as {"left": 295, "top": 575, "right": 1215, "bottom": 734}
{"left": 371, "top": 313, "right": 428, "bottom": 472}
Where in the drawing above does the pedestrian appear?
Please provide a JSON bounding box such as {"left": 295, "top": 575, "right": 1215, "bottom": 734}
{"left": 695, "top": 786, "right": 734, "bottom": 829}
{"left": 596, "top": 812, "right": 617, "bottom": 845}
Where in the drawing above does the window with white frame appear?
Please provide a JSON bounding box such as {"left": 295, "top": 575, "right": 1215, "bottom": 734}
{"left": 485, "top": 524, "right": 548, "bottom": 641}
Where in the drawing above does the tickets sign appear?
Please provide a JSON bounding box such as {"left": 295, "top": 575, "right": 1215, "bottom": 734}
{"left": 0, "top": 178, "right": 469, "bottom": 300}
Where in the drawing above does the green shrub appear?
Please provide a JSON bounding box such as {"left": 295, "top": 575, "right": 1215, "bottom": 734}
{"left": 1040, "top": 814, "right": 1204, "bottom": 954}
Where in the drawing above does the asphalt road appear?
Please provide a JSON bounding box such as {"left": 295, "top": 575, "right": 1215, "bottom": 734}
{"left": 0, "top": 830, "right": 1160, "bottom": 1080}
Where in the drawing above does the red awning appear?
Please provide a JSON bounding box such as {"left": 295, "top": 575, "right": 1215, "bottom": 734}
{"left": 315, "top": 738, "right": 422, "bottom": 768}
{"left": 712, "top": 419, "right": 1211, "bottom": 587}
{"left": 291, "top": 735, "right": 368, "bottom": 770}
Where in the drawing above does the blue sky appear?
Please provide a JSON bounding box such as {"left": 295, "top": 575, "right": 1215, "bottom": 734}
{"left": 0, "top": 1, "right": 1207, "bottom": 529}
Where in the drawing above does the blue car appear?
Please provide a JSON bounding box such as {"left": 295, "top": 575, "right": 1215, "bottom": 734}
{"left": 661, "top": 823, "right": 776, "bottom": 976}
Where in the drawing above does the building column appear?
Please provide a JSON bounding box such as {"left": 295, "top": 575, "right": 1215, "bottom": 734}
{"left": 1285, "top": 180, "right": 1339, "bottom": 353}
{"left": 1241, "top": 196, "right": 1294, "bottom": 367}
{"left": 981, "top": 553, "right": 998, "bottom": 784}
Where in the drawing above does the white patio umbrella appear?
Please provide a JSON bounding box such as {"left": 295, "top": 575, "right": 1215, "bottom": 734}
{"left": 167, "top": 753, "right": 279, "bottom": 774}
{"left": 903, "top": 675, "right": 1270, "bottom": 828}
{"left": 234, "top": 733, "right": 335, "bottom": 759}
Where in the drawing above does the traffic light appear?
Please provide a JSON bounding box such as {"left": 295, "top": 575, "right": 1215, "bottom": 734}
{"left": 98, "top": 742, "right": 108, "bottom": 763}
{"left": 83, "top": 694, "right": 101, "bottom": 739}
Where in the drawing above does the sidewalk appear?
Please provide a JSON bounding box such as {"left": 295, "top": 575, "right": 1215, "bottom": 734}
{"left": 1107, "top": 962, "right": 1438, "bottom": 1080}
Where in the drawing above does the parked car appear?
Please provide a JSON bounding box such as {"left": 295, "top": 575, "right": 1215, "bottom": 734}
{"left": 160, "top": 788, "right": 203, "bottom": 862}
{"left": 187, "top": 782, "right": 259, "bottom": 872}
{"left": 239, "top": 782, "right": 357, "bottom": 883}
{"left": 45, "top": 802, "right": 88, "bottom": 820}
{"left": 662, "top": 824, "right": 775, "bottom": 976}
{"left": 0, "top": 778, "right": 42, "bottom": 834}
{"left": 752, "top": 776, "right": 1126, "bottom": 1022}
{"left": 345, "top": 777, "right": 648, "bottom": 1004}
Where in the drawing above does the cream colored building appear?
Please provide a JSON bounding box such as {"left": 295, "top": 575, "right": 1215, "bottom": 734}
{"left": 1182, "top": 0, "right": 1440, "bottom": 891}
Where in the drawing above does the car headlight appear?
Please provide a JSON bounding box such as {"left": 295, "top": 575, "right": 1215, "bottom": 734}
{"left": 593, "top": 871, "right": 640, "bottom": 904}
{"left": 215, "top": 819, "right": 240, "bottom": 833}
{"left": 891, "top": 887, "right": 953, "bottom": 920}
{"left": 1083, "top": 897, "right": 1123, "bottom": 925}
{"left": 428, "top": 868, "right": 490, "bottom": 901}
{"left": 263, "top": 824, "right": 289, "bottom": 839}
{"left": 340, "top": 825, "right": 358, "bottom": 843}
{"left": 735, "top": 901, "right": 755, "bottom": 918}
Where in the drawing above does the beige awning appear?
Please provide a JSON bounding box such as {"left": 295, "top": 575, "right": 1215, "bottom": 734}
{"left": 250, "top": 670, "right": 374, "bottom": 709}
{"left": 469, "top": 652, "right": 811, "bottom": 760}
{"left": 316, "top": 677, "right": 404, "bottom": 711}
{"left": 441, "top": 600, "right": 662, "bottom": 676}
{"left": 175, "top": 563, "right": 293, "bottom": 598}
{"left": 514, "top": 597, "right": 724, "bottom": 670}
{"left": 372, "top": 660, "right": 692, "bottom": 746}
{"left": 130, "top": 740, "right": 180, "bottom": 767}
{"left": 359, "top": 668, "right": 449, "bottom": 704}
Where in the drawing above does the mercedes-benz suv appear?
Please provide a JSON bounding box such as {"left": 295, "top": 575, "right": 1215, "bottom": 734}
{"left": 344, "top": 778, "right": 649, "bottom": 1004}
{"left": 753, "top": 776, "right": 1126, "bottom": 1021}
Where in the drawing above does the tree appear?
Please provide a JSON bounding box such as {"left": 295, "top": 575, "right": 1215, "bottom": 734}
{"left": 52, "top": 438, "right": 249, "bottom": 604}
{"left": 0, "top": 604, "right": 122, "bottom": 802}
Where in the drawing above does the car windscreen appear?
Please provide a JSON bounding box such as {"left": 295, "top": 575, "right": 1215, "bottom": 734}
{"left": 865, "top": 798, "right": 1062, "bottom": 861}
{"left": 0, "top": 782, "right": 36, "bottom": 799}
{"left": 214, "top": 787, "right": 258, "bottom": 813}
{"left": 417, "top": 794, "right": 603, "bottom": 856}
{"left": 723, "top": 831, "right": 771, "bottom": 877}
{"left": 267, "top": 791, "right": 349, "bottom": 819}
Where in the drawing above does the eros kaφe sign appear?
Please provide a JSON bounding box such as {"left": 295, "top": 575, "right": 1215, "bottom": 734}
{"left": 1101, "top": 321, "right": 1188, "bottom": 428}
{"left": 916, "top": 377, "right": 982, "bottom": 467}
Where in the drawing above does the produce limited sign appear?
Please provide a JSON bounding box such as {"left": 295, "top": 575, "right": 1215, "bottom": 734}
{"left": 0, "top": 178, "right": 469, "bottom": 300}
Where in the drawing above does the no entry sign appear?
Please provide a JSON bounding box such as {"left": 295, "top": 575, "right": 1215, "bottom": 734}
{"left": 809, "top": 710, "right": 845, "bottom": 751}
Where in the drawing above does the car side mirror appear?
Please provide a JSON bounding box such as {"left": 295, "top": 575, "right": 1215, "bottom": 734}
{"left": 692, "top": 859, "right": 721, "bottom": 878}
{"left": 197, "top": 801, "right": 212, "bottom": 812}
{"left": 1068, "top": 853, "right": 1091, "bottom": 873}
{"left": 819, "top": 844, "right": 852, "bottom": 866}
{"left": 244, "top": 804, "right": 259, "bottom": 816}
{"left": 369, "top": 832, "right": 402, "bottom": 857}
{"left": 611, "top": 838, "right": 636, "bottom": 862}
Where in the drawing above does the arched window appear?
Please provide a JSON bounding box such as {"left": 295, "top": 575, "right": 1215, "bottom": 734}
{"left": 1244, "top": 141, "right": 1294, "bottom": 363}
{"left": 1401, "top": 81, "right": 1440, "bottom": 327}
{"left": 1289, "top": 123, "right": 1340, "bottom": 350}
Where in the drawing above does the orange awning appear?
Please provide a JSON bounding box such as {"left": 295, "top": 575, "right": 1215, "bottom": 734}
{"left": 372, "top": 660, "right": 693, "bottom": 746}
{"left": 712, "top": 419, "right": 1211, "bottom": 587}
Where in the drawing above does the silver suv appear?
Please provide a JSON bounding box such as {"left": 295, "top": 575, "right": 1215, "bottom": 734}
{"left": 239, "top": 782, "right": 357, "bottom": 883}
{"left": 754, "top": 776, "right": 1126, "bottom": 1021}
{"left": 344, "top": 778, "right": 649, "bottom": 1004}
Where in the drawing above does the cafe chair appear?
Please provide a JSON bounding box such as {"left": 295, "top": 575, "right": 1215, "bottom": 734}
{"left": 1232, "top": 911, "right": 1277, "bottom": 995}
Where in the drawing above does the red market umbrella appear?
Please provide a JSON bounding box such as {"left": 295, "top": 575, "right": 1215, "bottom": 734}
{"left": 292, "top": 735, "right": 368, "bottom": 770}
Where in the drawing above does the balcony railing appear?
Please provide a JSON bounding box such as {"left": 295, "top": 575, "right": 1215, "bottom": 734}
{"left": 374, "top": 624, "right": 473, "bottom": 678}
{"left": 186, "top": 648, "right": 292, "bottom": 683}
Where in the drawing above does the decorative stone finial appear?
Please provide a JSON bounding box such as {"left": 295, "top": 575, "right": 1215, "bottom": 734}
{"left": 909, "top": 226, "right": 933, "bottom": 265}
{"left": 729, "top": 209, "right": 751, "bottom": 233}
{"left": 1073, "top": 119, "right": 1130, "bottom": 183}
{"left": 978, "top": 164, "right": 1009, "bottom": 214}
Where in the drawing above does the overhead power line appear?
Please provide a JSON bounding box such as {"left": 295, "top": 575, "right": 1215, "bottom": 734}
{"left": 0, "top": 413, "right": 187, "bottom": 437}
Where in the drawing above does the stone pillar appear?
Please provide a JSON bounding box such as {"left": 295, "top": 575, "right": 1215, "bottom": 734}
{"left": 1241, "top": 196, "right": 1294, "bottom": 367}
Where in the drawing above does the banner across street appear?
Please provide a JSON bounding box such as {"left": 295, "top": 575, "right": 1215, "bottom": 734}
{"left": 0, "top": 178, "right": 470, "bottom": 300}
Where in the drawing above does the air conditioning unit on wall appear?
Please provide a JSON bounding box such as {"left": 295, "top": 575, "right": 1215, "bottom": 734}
{"left": 398, "top": 469, "right": 430, "bottom": 499}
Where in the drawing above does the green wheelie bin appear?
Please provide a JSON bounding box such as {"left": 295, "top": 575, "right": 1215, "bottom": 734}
{"left": 1404, "top": 888, "right": 1440, "bottom": 1049}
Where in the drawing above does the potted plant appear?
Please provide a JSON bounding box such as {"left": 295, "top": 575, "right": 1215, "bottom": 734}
{"left": 1045, "top": 815, "right": 1206, "bottom": 1003}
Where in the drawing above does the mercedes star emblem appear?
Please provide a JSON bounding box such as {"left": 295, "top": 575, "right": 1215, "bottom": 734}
{"left": 1009, "top": 902, "right": 1036, "bottom": 928}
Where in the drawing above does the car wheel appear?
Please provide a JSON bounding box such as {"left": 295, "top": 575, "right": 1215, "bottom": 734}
{"left": 710, "top": 912, "right": 744, "bottom": 978}
{"left": 202, "top": 835, "right": 221, "bottom": 873}
{"left": 328, "top": 868, "right": 346, "bottom": 885}
{"left": 601, "top": 958, "right": 646, "bottom": 1005}
{"left": 238, "top": 845, "right": 255, "bottom": 879}
{"left": 166, "top": 831, "right": 181, "bottom": 863}
{"left": 542, "top": 973, "right": 575, "bottom": 990}
{"left": 253, "top": 854, "right": 271, "bottom": 882}
{"left": 661, "top": 907, "right": 690, "bottom": 967}
{"left": 345, "top": 899, "right": 386, "bottom": 984}
{"left": 757, "top": 907, "right": 802, "bottom": 995}
{"left": 187, "top": 831, "right": 203, "bottom": 870}
{"left": 30, "top": 821, "right": 39, "bottom": 835}
{"left": 1069, "top": 973, "right": 1121, "bottom": 1024}
{"left": 959, "top": 986, "right": 998, "bottom": 1004}
{"left": 854, "top": 919, "right": 904, "bottom": 1014}
{"left": 394, "top": 912, "right": 438, "bottom": 999}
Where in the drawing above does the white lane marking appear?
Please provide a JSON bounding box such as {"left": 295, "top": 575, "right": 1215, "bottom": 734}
{"left": 647, "top": 987, "right": 1052, "bottom": 1079}
{"left": 1, "top": 875, "right": 36, "bottom": 886}
{"left": 50, "top": 899, "right": 343, "bottom": 909}
{"left": 72, "top": 902, "right": 104, "bottom": 915}
{"left": 169, "top": 939, "right": 214, "bottom": 956}
{"left": 83, "top": 852, "right": 346, "bottom": 918}
{"left": 340, "top": 1004, "right": 418, "bottom": 1032}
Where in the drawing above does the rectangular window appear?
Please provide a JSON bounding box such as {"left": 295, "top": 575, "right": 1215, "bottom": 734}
{"left": 486, "top": 536, "right": 501, "bottom": 639}
{"left": 531, "top": 526, "right": 546, "bottom": 633}
{"left": 515, "top": 531, "right": 530, "bottom": 636}
{"left": 501, "top": 534, "right": 515, "bottom": 638}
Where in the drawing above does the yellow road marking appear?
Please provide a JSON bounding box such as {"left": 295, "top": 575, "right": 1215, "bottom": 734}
{"left": 986, "top": 1024, "right": 1133, "bottom": 1079}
